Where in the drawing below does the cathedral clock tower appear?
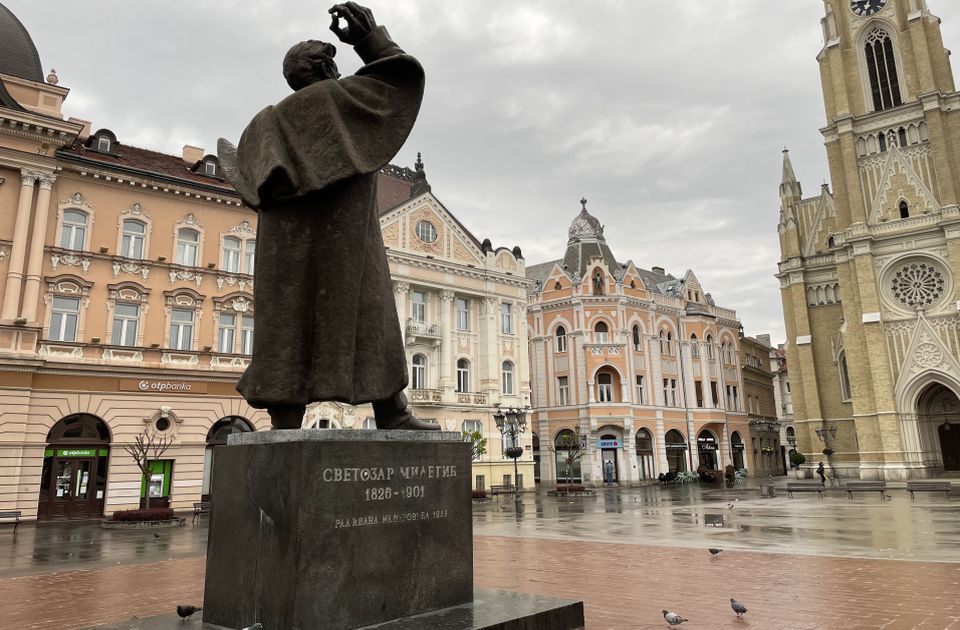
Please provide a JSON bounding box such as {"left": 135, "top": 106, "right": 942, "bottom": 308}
{"left": 778, "top": 0, "right": 960, "bottom": 480}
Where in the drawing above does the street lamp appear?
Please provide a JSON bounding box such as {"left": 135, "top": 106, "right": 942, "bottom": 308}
{"left": 493, "top": 405, "right": 528, "bottom": 510}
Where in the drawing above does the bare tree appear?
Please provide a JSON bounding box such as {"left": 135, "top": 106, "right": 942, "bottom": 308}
{"left": 553, "top": 429, "right": 585, "bottom": 494}
{"left": 123, "top": 431, "right": 172, "bottom": 510}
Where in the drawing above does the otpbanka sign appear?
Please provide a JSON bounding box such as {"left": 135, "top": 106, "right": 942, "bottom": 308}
{"left": 119, "top": 379, "right": 208, "bottom": 394}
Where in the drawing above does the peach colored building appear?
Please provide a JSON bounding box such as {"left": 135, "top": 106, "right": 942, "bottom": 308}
{"left": 0, "top": 3, "right": 529, "bottom": 521}
{"left": 526, "top": 202, "right": 753, "bottom": 487}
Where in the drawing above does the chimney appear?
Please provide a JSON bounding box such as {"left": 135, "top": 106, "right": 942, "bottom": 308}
{"left": 182, "top": 145, "right": 205, "bottom": 164}
{"left": 68, "top": 117, "right": 92, "bottom": 141}
{"left": 651, "top": 266, "right": 665, "bottom": 275}
{"left": 757, "top": 334, "right": 772, "bottom": 348}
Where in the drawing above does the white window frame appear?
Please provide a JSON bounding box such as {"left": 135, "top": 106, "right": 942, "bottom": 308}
{"left": 112, "top": 302, "right": 140, "bottom": 347}
{"left": 97, "top": 136, "right": 111, "bottom": 152}
{"left": 241, "top": 314, "right": 254, "bottom": 355}
{"left": 222, "top": 236, "right": 242, "bottom": 273}
{"left": 59, "top": 210, "right": 88, "bottom": 251}
{"left": 635, "top": 375, "right": 645, "bottom": 405}
{"left": 169, "top": 308, "right": 195, "bottom": 351}
{"left": 217, "top": 312, "right": 236, "bottom": 353}
{"left": 595, "top": 322, "right": 609, "bottom": 344}
{"left": 455, "top": 298, "right": 470, "bottom": 331}
{"left": 176, "top": 228, "right": 200, "bottom": 267}
{"left": 411, "top": 354, "right": 427, "bottom": 389}
{"left": 415, "top": 220, "right": 437, "bottom": 243}
{"left": 411, "top": 290, "right": 426, "bottom": 323}
{"left": 49, "top": 296, "right": 80, "bottom": 342}
{"left": 456, "top": 359, "right": 471, "bottom": 393}
{"left": 597, "top": 372, "right": 613, "bottom": 402}
{"left": 556, "top": 327, "right": 567, "bottom": 353}
{"left": 558, "top": 376, "right": 569, "bottom": 406}
{"left": 500, "top": 303, "right": 514, "bottom": 335}
{"left": 501, "top": 361, "right": 515, "bottom": 395}
{"left": 120, "top": 219, "right": 147, "bottom": 259}
{"left": 243, "top": 239, "right": 256, "bottom": 274}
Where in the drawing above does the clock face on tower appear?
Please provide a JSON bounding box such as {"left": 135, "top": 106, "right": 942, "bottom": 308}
{"left": 850, "top": 0, "right": 887, "bottom": 16}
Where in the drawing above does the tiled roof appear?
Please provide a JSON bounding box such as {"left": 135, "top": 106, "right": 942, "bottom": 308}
{"left": 58, "top": 140, "right": 235, "bottom": 194}
{"left": 0, "top": 3, "right": 43, "bottom": 82}
{"left": 377, "top": 167, "right": 414, "bottom": 214}
{"left": 525, "top": 260, "right": 561, "bottom": 293}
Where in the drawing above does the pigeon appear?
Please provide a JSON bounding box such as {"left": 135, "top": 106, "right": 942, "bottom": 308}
{"left": 731, "top": 598, "right": 748, "bottom": 619}
{"left": 727, "top": 502, "right": 735, "bottom": 510}
{"left": 176, "top": 605, "right": 202, "bottom": 621}
{"left": 241, "top": 624, "right": 263, "bottom": 630}
{"left": 709, "top": 547, "right": 723, "bottom": 556}
{"left": 153, "top": 532, "right": 161, "bottom": 539}
{"left": 663, "top": 610, "right": 688, "bottom": 626}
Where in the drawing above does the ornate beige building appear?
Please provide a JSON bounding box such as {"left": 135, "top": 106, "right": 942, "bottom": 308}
{"left": 0, "top": 3, "right": 529, "bottom": 521}
{"left": 779, "top": 0, "right": 960, "bottom": 479}
{"left": 527, "top": 202, "right": 752, "bottom": 487}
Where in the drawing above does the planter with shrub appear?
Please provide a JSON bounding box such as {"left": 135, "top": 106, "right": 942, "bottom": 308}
{"left": 100, "top": 507, "right": 185, "bottom": 529}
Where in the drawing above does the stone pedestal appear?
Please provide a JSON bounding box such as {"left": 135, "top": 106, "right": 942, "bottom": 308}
{"left": 202, "top": 430, "right": 473, "bottom": 630}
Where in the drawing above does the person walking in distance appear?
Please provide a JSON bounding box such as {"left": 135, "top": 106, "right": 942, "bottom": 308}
{"left": 817, "top": 461, "right": 827, "bottom": 486}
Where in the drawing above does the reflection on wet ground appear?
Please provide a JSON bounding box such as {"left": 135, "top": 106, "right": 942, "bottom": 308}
{"left": 1, "top": 478, "right": 958, "bottom": 579}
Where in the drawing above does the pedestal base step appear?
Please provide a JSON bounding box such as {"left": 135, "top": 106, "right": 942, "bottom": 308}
{"left": 84, "top": 589, "right": 585, "bottom": 630}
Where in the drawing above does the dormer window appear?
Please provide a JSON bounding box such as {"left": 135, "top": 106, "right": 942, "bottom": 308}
{"left": 205, "top": 161, "right": 217, "bottom": 176}
{"left": 97, "top": 136, "right": 111, "bottom": 152}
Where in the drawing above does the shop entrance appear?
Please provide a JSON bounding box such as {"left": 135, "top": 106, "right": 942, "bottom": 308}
{"left": 635, "top": 428, "right": 655, "bottom": 480}
{"left": 731, "top": 431, "right": 745, "bottom": 470}
{"left": 38, "top": 414, "right": 111, "bottom": 521}
{"left": 697, "top": 430, "right": 719, "bottom": 471}
{"left": 664, "top": 429, "right": 688, "bottom": 474}
{"left": 599, "top": 434, "right": 619, "bottom": 484}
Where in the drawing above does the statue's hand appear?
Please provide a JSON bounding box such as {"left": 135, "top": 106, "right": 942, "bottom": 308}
{"left": 329, "top": 2, "right": 377, "bottom": 45}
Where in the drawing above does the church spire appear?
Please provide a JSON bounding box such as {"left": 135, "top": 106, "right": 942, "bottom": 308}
{"left": 780, "top": 148, "right": 802, "bottom": 203}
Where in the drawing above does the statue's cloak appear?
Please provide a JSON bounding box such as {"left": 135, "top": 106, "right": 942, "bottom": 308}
{"left": 231, "top": 27, "right": 424, "bottom": 408}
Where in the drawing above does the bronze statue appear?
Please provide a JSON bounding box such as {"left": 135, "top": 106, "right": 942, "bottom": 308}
{"left": 219, "top": 2, "right": 438, "bottom": 431}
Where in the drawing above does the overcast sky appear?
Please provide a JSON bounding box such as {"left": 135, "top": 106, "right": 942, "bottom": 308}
{"left": 8, "top": 1, "right": 960, "bottom": 343}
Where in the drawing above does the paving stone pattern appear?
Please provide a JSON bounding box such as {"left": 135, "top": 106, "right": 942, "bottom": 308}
{"left": 2, "top": 536, "right": 959, "bottom": 630}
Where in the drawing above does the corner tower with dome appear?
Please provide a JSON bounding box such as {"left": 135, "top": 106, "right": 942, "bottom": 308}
{"left": 526, "top": 200, "right": 755, "bottom": 487}
{"left": 778, "top": 0, "right": 960, "bottom": 480}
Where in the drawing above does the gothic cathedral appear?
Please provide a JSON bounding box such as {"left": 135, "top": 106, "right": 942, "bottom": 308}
{"left": 779, "top": 0, "right": 960, "bottom": 480}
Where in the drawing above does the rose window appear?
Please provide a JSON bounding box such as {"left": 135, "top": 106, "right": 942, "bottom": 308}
{"left": 891, "top": 263, "right": 945, "bottom": 308}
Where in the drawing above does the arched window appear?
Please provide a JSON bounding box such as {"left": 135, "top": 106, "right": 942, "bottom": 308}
{"left": 690, "top": 333, "right": 699, "bottom": 358}
{"left": 501, "top": 361, "right": 515, "bottom": 395}
{"left": 176, "top": 228, "right": 200, "bottom": 266}
{"left": 60, "top": 210, "right": 88, "bottom": 251}
{"left": 838, "top": 351, "right": 852, "bottom": 401}
{"left": 706, "top": 335, "right": 714, "bottom": 359}
{"left": 555, "top": 326, "right": 567, "bottom": 353}
{"left": 456, "top": 359, "right": 471, "bottom": 393}
{"left": 121, "top": 219, "right": 146, "bottom": 259}
{"left": 659, "top": 329, "right": 673, "bottom": 355}
{"left": 664, "top": 429, "right": 687, "bottom": 474}
{"left": 731, "top": 431, "right": 745, "bottom": 470}
{"left": 864, "top": 27, "right": 903, "bottom": 112}
{"left": 899, "top": 200, "right": 909, "bottom": 219}
{"left": 635, "top": 428, "right": 655, "bottom": 480}
{"left": 597, "top": 371, "right": 614, "bottom": 403}
{"left": 898, "top": 127, "right": 907, "bottom": 147}
{"left": 554, "top": 281, "right": 562, "bottom": 291}
{"left": 595, "top": 321, "right": 609, "bottom": 344}
{"left": 411, "top": 354, "right": 427, "bottom": 390}
{"left": 222, "top": 236, "right": 242, "bottom": 273}
{"left": 632, "top": 325, "right": 642, "bottom": 351}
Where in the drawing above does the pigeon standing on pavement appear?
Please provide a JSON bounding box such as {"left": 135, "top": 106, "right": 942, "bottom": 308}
{"left": 709, "top": 547, "right": 723, "bottom": 556}
{"left": 663, "top": 610, "right": 689, "bottom": 626}
{"left": 176, "top": 605, "right": 202, "bottom": 621}
{"left": 153, "top": 532, "right": 161, "bottom": 539}
{"left": 731, "top": 598, "right": 748, "bottom": 619}
{"left": 241, "top": 624, "right": 263, "bottom": 630}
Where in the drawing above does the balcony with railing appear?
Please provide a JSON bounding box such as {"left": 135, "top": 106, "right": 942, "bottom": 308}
{"left": 409, "top": 389, "right": 443, "bottom": 404}
{"left": 406, "top": 319, "right": 442, "bottom": 343}
{"left": 456, "top": 392, "right": 489, "bottom": 406}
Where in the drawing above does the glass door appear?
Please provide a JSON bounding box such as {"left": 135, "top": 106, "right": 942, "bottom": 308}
{"left": 46, "top": 458, "right": 97, "bottom": 519}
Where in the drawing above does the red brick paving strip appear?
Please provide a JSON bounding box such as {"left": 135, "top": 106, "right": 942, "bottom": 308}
{"left": 1, "top": 536, "right": 959, "bottom": 630}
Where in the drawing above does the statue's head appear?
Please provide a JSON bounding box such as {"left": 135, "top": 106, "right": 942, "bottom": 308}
{"left": 283, "top": 40, "right": 340, "bottom": 90}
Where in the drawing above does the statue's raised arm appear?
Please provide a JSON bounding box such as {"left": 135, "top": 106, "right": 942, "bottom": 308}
{"left": 227, "top": 3, "right": 433, "bottom": 431}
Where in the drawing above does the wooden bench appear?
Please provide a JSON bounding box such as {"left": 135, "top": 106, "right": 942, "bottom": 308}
{"left": 0, "top": 510, "right": 22, "bottom": 533}
{"left": 786, "top": 482, "right": 823, "bottom": 499}
{"left": 845, "top": 481, "right": 888, "bottom": 501}
{"left": 906, "top": 480, "right": 952, "bottom": 499}
{"left": 192, "top": 501, "right": 212, "bottom": 523}
{"left": 490, "top": 485, "right": 514, "bottom": 496}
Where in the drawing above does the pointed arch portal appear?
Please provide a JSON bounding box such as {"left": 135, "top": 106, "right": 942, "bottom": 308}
{"left": 917, "top": 384, "right": 960, "bottom": 471}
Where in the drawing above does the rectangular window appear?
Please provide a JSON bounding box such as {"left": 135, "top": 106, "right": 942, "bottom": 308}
{"left": 502, "top": 364, "right": 514, "bottom": 395}
{"left": 695, "top": 380, "right": 704, "bottom": 408}
{"left": 710, "top": 381, "right": 720, "bottom": 408}
{"left": 456, "top": 362, "right": 470, "bottom": 393}
{"left": 112, "top": 303, "right": 139, "bottom": 347}
{"left": 244, "top": 240, "right": 255, "bottom": 274}
{"left": 635, "top": 375, "right": 645, "bottom": 404}
{"left": 500, "top": 303, "right": 513, "bottom": 334}
{"left": 240, "top": 315, "right": 254, "bottom": 355}
{"left": 598, "top": 381, "right": 613, "bottom": 403}
{"left": 49, "top": 296, "right": 80, "bottom": 342}
{"left": 556, "top": 332, "right": 567, "bottom": 353}
{"left": 217, "top": 313, "right": 236, "bottom": 353}
{"left": 455, "top": 298, "right": 470, "bottom": 331}
{"left": 662, "top": 378, "right": 670, "bottom": 407}
{"left": 169, "top": 309, "right": 194, "bottom": 351}
{"left": 411, "top": 290, "right": 426, "bottom": 322}
{"left": 121, "top": 220, "right": 146, "bottom": 259}
{"left": 463, "top": 420, "right": 482, "bottom": 434}
{"left": 558, "top": 376, "right": 569, "bottom": 406}
{"left": 670, "top": 379, "right": 678, "bottom": 407}
{"left": 222, "top": 238, "right": 241, "bottom": 273}
{"left": 176, "top": 230, "right": 199, "bottom": 267}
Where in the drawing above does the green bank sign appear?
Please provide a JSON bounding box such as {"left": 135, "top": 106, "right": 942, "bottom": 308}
{"left": 44, "top": 449, "right": 108, "bottom": 458}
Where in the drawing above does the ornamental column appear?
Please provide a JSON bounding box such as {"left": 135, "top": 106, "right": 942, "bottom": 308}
{"left": 2, "top": 170, "right": 38, "bottom": 321}
{"left": 393, "top": 281, "right": 409, "bottom": 344}
{"left": 21, "top": 173, "right": 57, "bottom": 322}
{"left": 439, "top": 290, "right": 454, "bottom": 395}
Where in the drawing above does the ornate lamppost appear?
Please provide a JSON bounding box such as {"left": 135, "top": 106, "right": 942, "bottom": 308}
{"left": 493, "top": 405, "right": 528, "bottom": 509}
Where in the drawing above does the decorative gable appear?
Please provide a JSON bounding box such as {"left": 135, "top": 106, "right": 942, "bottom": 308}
{"left": 869, "top": 146, "right": 941, "bottom": 224}
{"left": 895, "top": 312, "right": 960, "bottom": 402}
{"left": 380, "top": 194, "right": 485, "bottom": 265}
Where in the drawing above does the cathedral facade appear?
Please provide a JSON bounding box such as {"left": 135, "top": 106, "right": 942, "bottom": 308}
{"left": 779, "top": 0, "right": 960, "bottom": 479}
